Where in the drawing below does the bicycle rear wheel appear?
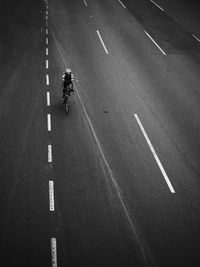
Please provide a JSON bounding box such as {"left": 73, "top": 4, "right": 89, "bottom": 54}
{"left": 65, "top": 102, "right": 70, "bottom": 113}
{"left": 64, "top": 96, "right": 70, "bottom": 113}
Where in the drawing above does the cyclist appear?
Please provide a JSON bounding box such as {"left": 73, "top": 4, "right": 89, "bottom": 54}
{"left": 62, "top": 68, "right": 74, "bottom": 99}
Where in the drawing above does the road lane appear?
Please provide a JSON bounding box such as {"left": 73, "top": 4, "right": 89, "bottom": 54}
{"left": 48, "top": 28, "right": 148, "bottom": 266}
{"left": 121, "top": 0, "right": 200, "bottom": 54}
{"left": 0, "top": 0, "right": 57, "bottom": 265}
{"left": 153, "top": 0, "right": 200, "bottom": 36}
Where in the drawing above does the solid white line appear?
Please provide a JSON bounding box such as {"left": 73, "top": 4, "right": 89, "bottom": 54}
{"left": 144, "top": 30, "right": 166, "bottom": 55}
{"left": 52, "top": 32, "right": 66, "bottom": 64}
{"left": 96, "top": 30, "right": 109, "bottom": 54}
{"left": 192, "top": 34, "right": 200, "bottom": 42}
{"left": 51, "top": 238, "right": 57, "bottom": 267}
{"left": 49, "top": 181, "right": 55, "bottom": 211}
{"left": 48, "top": 145, "right": 52, "bottom": 162}
{"left": 46, "top": 48, "right": 48, "bottom": 56}
{"left": 47, "top": 92, "right": 50, "bottom": 106}
{"left": 46, "top": 74, "right": 49, "bottom": 85}
{"left": 150, "top": 0, "right": 164, "bottom": 11}
{"left": 46, "top": 37, "right": 48, "bottom": 45}
{"left": 47, "top": 114, "right": 51, "bottom": 131}
{"left": 134, "top": 114, "right": 175, "bottom": 193}
{"left": 83, "top": 0, "right": 87, "bottom": 7}
{"left": 118, "top": 0, "right": 126, "bottom": 8}
{"left": 46, "top": 59, "right": 49, "bottom": 69}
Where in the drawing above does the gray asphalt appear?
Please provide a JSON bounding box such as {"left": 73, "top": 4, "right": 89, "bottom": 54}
{"left": 0, "top": 0, "right": 200, "bottom": 266}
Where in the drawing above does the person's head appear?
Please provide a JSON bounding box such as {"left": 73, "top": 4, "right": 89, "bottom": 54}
{"left": 65, "top": 68, "right": 71, "bottom": 75}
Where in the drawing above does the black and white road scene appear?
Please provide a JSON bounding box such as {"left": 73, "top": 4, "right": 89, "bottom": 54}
{"left": 0, "top": 0, "right": 200, "bottom": 266}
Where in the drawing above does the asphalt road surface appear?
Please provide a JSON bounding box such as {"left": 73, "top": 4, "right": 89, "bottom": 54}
{"left": 0, "top": 0, "right": 200, "bottom": 266}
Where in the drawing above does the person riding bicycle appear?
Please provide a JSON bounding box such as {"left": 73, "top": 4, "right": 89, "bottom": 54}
{"left": 62, "top": 68, "right": 74, "bottom": 99}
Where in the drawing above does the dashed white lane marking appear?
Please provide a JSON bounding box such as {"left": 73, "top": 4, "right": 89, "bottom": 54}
{"left": 96, "top": 30, "right": 109, "bottom": 54}
{"left": 118, "top": 0, "right": 126, "bottom": 8}
{"left": 46, "top": 10, "right": 48, "bottom": 15}
{"left": 51, "top": 238, "right": 57, "bottom": 267}
{"left": 46, "top": 37, "right": 48, "bottom": 45}
{"left": 47, "top": 92, "right": 50, "bottom": 106}
{"left": 144, "top": 30, "right": 166, "bottom": 55}
{"left": 83, "top": 0, "right": 87, "bottom": 7}
{"left": 47, "top": 114, "right": 51, "bottom": 131}
{"left": 48, "top": 145, "right": 52, "bottom": 162}
{"left": 46, "top": 28, "right": 48, "bottom": 35}
{"left": 46, "top": 59, "right": 49, "bottom": 69}
{"left": 46, "top": 15, "right": 48, "bottom": 21}
{"left": 46, "top": 74, "right": 49, "bottom": 85}
{"left": 192, "top": 34, "right": 200, "bottom": 42}
{"left": 46, "top": 21, "right": 48, "bottom": 26}
{"left": 49, "top": 181, "right": 55, "bottom": 211}
{"left": 46, "top": 47, "right": 49, "bottom": 56}
{"left": 134, "top": 114, "right": 175, "bottom": 194}
{"left": 150, "top": 0, "right": 164, "bottom": 11}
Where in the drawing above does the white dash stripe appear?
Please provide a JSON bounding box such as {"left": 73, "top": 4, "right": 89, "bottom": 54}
{"left": 51, "top": 238, "right": 57, "bottom": 267}
{"left": 46, "top": 28, "right": 48, "bottom": 35}
{"left": 144, "top": 30, "right": 166, "bottom": 55}
{"left": 46, "top": 21, "right": 48, "bottom": 26}
{"left": 48, "top": 145, "right": 52, "bottom": 162}
{"left": 46, "top": 59, "right": 49, "bottom": 69}
{"left": 134, "top": 114, "right": 175, "bottom": 194}
{"left": 47, "top": 114, "right": 51, "bottom": 131}
{"left": 49, "top": 181, "right": 55, "bottom": 211}
{"left": 46, "top": 15, "right": 48, "bottom": 21}
{"left": 118, "top": 0, "right": 126, "bottom": 8}
{"left": 46, "top": 10, "right": 48, "bottom": 15}
{"left": 47, "top": 92, "right": 50, "bottom": 106}
{"left": 150, "top": 0, "right": 164, "bottom": 11}
{"left": 96, "top": 30, "right": 109, "bottom": 54}
{"left": 192, "top": 34, "right": 200, "bottom": 42}
{"left": 46, "top": 48, "right": 48, "bottom": 56}
{"left": 46, "top": 74, "right": 49, "bottom": 85}
{"left": 46, "top": 37, "right": 48, "bottom": 45}
{"left": 83, "top": 0, "right": 87, "bottom": 7}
